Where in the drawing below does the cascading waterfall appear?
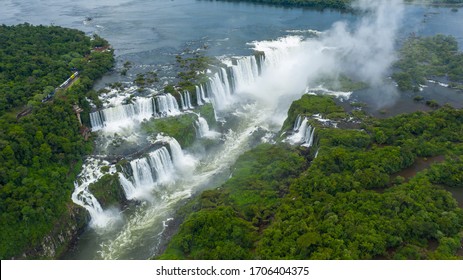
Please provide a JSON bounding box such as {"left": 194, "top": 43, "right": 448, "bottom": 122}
{"left": 89, "top": 94, "right": 181, "bottom": 131}
{"left": 90, "top": 97, "right": 155, "bottom": 131}
{"left": 79, "top": 36, "right": 305, "bottom": 231}
{"left": 252, "top": 36, "right": 303, "bottom": 70}
{"left": 155, "top": 93, "right": 180, "bottom": 117}
{"left": 195, "top": 116, "right": 220, "bottom": 139}
{"left": 63, "top": 0, "right": 409, "bottom": 257}
{"left": 118, "top": 147, "right": 176, "bottom": 200}
{"left": 207, "top": 71, "right": 234, "bottom": 110}
{"left": 180, "top": 92, "right": 187, "bottom": 110}
{"left": 152, "top": 134, "right": 198, "bottom": 175}
{"left": 69, "top": 34, "right": 342, "bottom": 260}
{"left": 293, "top": 115, "right": 303, "bottom": 131}
{"left": 180, "top": 91, "right": 194, "bottom": 110}
{"left": 89, "top": 47, "right": 279, "bottom": 131}
{"left": 90, "top": 111, "right": 105, "bottom": 131}
{"left": 196, "top": 85, "right": 209, "bottom": 106}
{"left": 195, "top": 116, "right": 210, "bottom": 138}
{"left": 286, "top": 116, "right": 315, "bottom": 147}
{"left": 201, "top": 53, "right": 265, "bottom": 110}
{"left": 117, "top": 135, "right": 197, "bottom": 201}
{"left": 301, "top": 125, "right": 315, "bottom": 148}
{"left": 71, "top": 159, "right": 120, "bottom": 228}
{"left": 229, "top": 56, "right": 259, "bottom": 90}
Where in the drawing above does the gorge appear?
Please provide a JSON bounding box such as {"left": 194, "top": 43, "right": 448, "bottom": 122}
{"left": 1, "top": 0, "right": 462, "bottom": 260}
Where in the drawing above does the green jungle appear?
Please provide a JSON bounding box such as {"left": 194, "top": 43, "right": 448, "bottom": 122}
{"left": 1, "top": 0, "right": 463, "bottom": 260}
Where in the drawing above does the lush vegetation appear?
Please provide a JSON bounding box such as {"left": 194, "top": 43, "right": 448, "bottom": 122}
{"left": 88, "top": 173, "right": 126, "bottom": 209}
{"left": 160, "top": 94, "right": 463, "bottom": 260}
{"left": 0, "top": 24, "right": 114, "bottom": 259}
{"left": 281, "top": 94, "right": 346, "bottom": 132}
{"left": 141, "top": 104, "right": 217, "bottom": 148}
{"left": 392, "top": 35, "right": 463, "bottom": 91}
{"left": 159, "top": 143, "right": 309, "bottom": 259}
{"left": 165, "top": 53, "right": 216, "bottom": 107}
{"left": 315, "top": 75, "right": 367, "bottom": 92}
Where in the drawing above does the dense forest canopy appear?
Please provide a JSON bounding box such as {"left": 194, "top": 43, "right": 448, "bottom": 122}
{"left": 0, "top": 24, "right": 110, "bottom": 113}
{"left": 160, "top": 95, "right": 463, "bottom": 260}
{"left": 0, "top": 24, "right": 114, "bottom": 259}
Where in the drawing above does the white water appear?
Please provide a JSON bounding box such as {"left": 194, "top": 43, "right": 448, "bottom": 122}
{"left": 195, "top": 116, "right": 220, "bottom": 139}
{"left": 71, "top": 159, "right": 121, "bottom": 229}
{"left": 154, "top": 134, "right": 198, "bottom": 175}
{"left": 72, "top": 33, "right": 369, "bottom": 259}
{"left": 155, "top": 93, "right": 181, "bottom": 117}
{"left": 206, "top": 71, "right": 235, "bottom": 110}
{"left": 117, "top": 135, "right": 197, "bottom": 202}
{"left": 180, "top": 91, "right": 194, "bottom": 110}
{"left": 90, "top": 97, "right": 155, "bottom": 132}
{"left": 90, "top": 94, "right": 181, "bottom": 132}
{"left": 286, "top": 115, "right": 316, "bottom": 147}
{"left": 97, "top": 102, "right": 271, "bottom": 259}
{"left": 229, "top": 56, "right": 259, "bottom": 91}
{"left": 75, "top": 36, "right": 335, "bottom": 258}
{"left": 118, "top": 147, "right": 175, "bottom": 201}
{"left": 196, "top": 84, "right": 209, "bottom": 105}
{"left": 301, "top": 125, "right": 315, "bottom": 148}
{"left": 72, "top": 0, "right": 406, "bottom": 255}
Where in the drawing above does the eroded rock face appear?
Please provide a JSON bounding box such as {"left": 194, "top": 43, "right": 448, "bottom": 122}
{"left": 20, "top": 204, "right": 89, "bottom": 259}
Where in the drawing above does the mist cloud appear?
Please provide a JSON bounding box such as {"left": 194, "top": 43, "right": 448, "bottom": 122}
{"left": 327, "top": 0, "right": 404, "bottom": 85}
{"left": 240, "top": 0, "right": 405, "bottom": 119}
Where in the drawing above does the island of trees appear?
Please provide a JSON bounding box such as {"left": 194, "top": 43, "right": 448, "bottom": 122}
{"left": 0, "top": 23, "right": 114, "bottom": 259}
{"left": 211, "top": 0, "right": 463, "bottom": 11}
{"left": 392, "top": 35, "right": 463, "bottom": 92}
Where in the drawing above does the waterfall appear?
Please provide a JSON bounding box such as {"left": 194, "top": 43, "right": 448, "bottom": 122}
{"left": 118, "top": 172, "right": 136, "bottom": 200}
{"left": 301, "top": 126, "right": 315, "bottom": 148}
{"left": 287, "top": 117, "right": 308, "bottom": 144}
{"left": 155, "top": 134, "right": 197, "bottom": 174}
{"left": 155, "top": 93, "right": 180, "bottom": 117}
{"left": 181, "top": 91, "right": 193, "bottom": 109}
{"left": 195, "top": 116, "right": 220, "bottom": 139}
{"left": 180, "top": 92, "right": 187, "bottom": 110}
{"left": 118, "top": 147, "right": 175, "bottom": 200}
{"left": 198, "top": 53, "right": 262, "bottom": 111}
{"left": 252, "top": 36, "right": 303, "bottom": 70}
{"left": 89, "top": 94, "right": 182, "bottom": 131}
{"left": 89, "top": 37, "right": 298, "bottom": 131}
{"left": 90, "top": 97, "right": 155, "bottom": 131}
{"left": 286, "top": 116, "right": 316, "bottom": 147}
{"left": 71, "top": 159, "right": 120, "bottom": 228}
{"left": 229, "top": 56, "right": 259, "bottom": 91}
{"left": 195, "top": 116, "right": 209, "bottom": 138}
{"left": 207, "top": 71, "right": 233, "bottom": 110}
{"left": 118, "top": 135, "right": 197, "bottom": 200}
{"left": 90, "top": 111, "right": 105, "bottom": 131}
{"left": 196, "top": 85, "right": 209, "bottom": 106}
{"left": 89, "top": 52, "right": 261, "bottom": 131}
{"left": 293, "top": 115, "right": 303, "bottom": 131}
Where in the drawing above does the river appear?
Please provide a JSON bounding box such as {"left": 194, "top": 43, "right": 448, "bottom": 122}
{"left": 1, "top": 0, "right": 462, "bottom": 260}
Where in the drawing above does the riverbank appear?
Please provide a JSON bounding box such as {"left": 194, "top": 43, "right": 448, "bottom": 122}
{"left": 0, "top": 24, "right": 114, "bottom": 259}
